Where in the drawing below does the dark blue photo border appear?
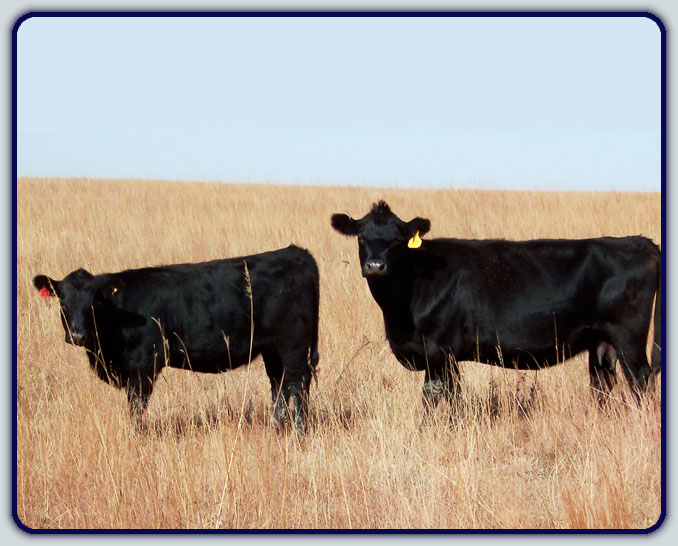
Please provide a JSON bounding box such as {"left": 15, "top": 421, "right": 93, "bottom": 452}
{"left": 11, "top": 9, "right": 667, "bottom": 535}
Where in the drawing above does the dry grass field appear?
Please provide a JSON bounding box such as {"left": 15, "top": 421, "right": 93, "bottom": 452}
{"left": 16, "top": 177, "right": 661, "bottom": 530}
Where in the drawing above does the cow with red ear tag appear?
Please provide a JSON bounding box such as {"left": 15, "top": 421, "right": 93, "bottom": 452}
{"left": 33, "top": 245, "right": 320, "bottom": 431}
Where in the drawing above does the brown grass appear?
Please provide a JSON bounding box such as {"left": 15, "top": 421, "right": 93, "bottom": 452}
{"left": 16, "top": 177, "right": 661, "bottom": 530}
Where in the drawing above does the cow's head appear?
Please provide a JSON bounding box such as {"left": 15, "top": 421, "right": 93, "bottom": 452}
{"left": 33, "top": 268, "right": 123, "bottom": 347}
{"left": 331, "top": 201, "right": 431, "bottom": 277}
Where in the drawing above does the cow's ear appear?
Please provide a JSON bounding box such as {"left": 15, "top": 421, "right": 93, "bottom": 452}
{"left": 101, "top": 277, "right": 125, "bottom": 299}
{"left": 405, "top": 217, "right": 431, "bottom": 238}
{"left": 33, "top": 275, "right": 59, "bottom": 298}
{"left": 331, "top": 213, "right": 359, "bottom": 236}
{"left": 71, "top": 268, "right": 94, "bottom": 281}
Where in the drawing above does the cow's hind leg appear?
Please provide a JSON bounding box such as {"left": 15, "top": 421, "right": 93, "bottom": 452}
{"left": 599, "top": 274, "right": 656, "bottom": 402}
{"left": 262, "top": 349, "right": 287, "bottom": 428}
{"left": 589, "top": 342, "right": 617, "bottom": 406}
{"left": 273, "top": 346, "right": 313, "bottom": 431}
{"left": 283, "top": 355, "right": 313, "bottom": 432}
{"left": 610, "top": 336, "right": 652, "bottom": 402}
{"left": 263, "top": 348, "right": 312, "bottom": 431}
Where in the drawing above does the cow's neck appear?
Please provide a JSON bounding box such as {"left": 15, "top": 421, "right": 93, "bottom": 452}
{"left": 366, "top": 273, "right": 416, "bottom": 341}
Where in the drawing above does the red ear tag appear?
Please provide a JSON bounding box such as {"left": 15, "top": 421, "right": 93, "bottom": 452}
{"left": 39, "top": 287, "right": 51, "bottom": 298}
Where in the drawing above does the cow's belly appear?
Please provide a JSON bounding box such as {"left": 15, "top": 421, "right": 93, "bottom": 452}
{"left": 120, "top": 321, "right": 257, "bottom": 374}
{"left": 473, "top": 345, "right": 563, "bottom": 370}
{"left": 170, "top": 338, "right": 258, "bottom": 373}
{"left": 456, "top": 322, "right": 595, "bottom": 369}
{"left": 389, "top": 316, "right": 593, "bottom": 371}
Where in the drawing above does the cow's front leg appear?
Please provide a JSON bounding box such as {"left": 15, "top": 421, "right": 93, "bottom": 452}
{"left": 420, "top": 353, "right": 461, "bottom": 428}
{"left": 126, "top": 374, "right": 154, "bottom": 429}
{"left": 420, "top": 362, "right": 446, "bottom": 428}
{"left": 442, "top": 354, "right": 462, "bottom": 411}
{"left": 422, "top": 370, "right": 444, "bottom": 413}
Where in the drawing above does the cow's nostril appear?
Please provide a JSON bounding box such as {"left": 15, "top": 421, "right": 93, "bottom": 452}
{"left": 364, "top": 261, "right": 387, "bottom": 276}
{"left": 69, "top": 332, "right": 86, "bottom": 345}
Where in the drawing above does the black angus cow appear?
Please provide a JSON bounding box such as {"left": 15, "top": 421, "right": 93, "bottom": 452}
{"left": 331, "top": 201, "right": 661, "bottom": 416}
{"left": 33, "top": 245, "right": 319, "bottom": 430}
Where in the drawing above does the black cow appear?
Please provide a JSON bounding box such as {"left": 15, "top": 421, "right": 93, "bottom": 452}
{"left": 331, "top": 201, "right": 661, "bottom": 416}
{"left": 33, "top": 245, "right": 320, "bottom": 430}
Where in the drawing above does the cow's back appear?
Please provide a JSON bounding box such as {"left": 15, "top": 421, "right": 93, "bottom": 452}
{"left": 405, "top": 235, "right": 659, "bottom": 368}
{"left": 102, "top": 245, "right": 319, "bottom": 374}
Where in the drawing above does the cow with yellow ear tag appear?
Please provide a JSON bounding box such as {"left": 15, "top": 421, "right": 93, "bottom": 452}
{"left": 331, "top": 200, "right": 661, "bottom": 424}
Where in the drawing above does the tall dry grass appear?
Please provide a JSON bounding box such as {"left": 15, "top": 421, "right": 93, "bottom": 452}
{"left": 16, "top": 177, "right": 661, "bottom": 530}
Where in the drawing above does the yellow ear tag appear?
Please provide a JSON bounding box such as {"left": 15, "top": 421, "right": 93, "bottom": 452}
{"left": 408, "top": 231, "right": 422, "bottom": 249}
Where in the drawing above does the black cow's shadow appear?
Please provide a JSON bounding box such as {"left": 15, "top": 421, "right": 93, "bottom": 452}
{"left": 132, "top": 377, "right": 644, "bottom": 439}
{"left": 136, "top": 397, "right": 360, "bottom": 438}
{"left": 421, "top": 379, "right": 543, "bottom": 430}
{"left": 307, "top": 405, "right": 356, "bottom": 431}
{"left": 477, "top": 379, "right": 541, "bottom": 421}
{"left": 137, "top": 397, "right": 273, "bottom": 438}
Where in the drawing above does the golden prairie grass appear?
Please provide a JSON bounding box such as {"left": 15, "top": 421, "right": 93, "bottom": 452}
{"left": 16, "top": 177, "right": 661, "bottom": 530}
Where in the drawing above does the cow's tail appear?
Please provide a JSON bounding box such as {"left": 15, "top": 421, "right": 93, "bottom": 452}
{"left": 307, "top": 253, "right": 321, "bottom": 386}
{"left": 310, "top": 289, "right": 320, "bottom": 385}
{"left": 650, "top": 247, "right": 662, "bottom": 386}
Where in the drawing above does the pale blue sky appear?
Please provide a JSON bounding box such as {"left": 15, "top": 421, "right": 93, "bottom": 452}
{"left": 17, "top": 15, "right": 662, "bottom": 190}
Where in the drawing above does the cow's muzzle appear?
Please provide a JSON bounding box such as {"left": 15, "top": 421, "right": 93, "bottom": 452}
{"left": 66, "top": 331, "right": 87, "bottom": 346}
{"left": 363, "top": 260, "right": 388, "bottom": 277}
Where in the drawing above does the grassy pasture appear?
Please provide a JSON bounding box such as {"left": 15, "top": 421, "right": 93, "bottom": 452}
{"left": 16, "top": 177, "right": 661, "bottom": 530}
